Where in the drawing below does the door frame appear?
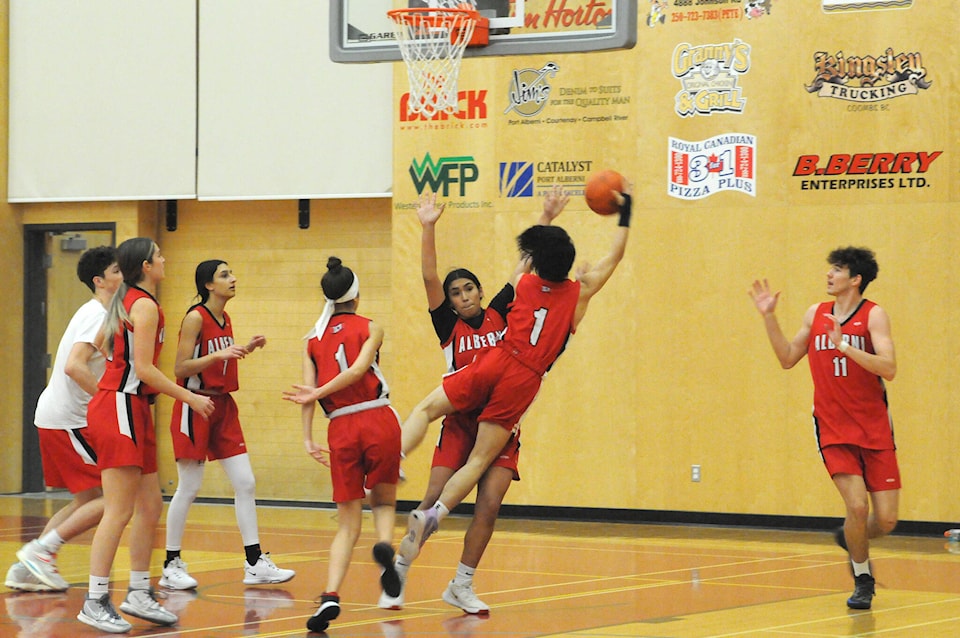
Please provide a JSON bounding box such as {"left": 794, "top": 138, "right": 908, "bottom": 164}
{"left": 22, "top": 223, "right": 116, "bottom": 493}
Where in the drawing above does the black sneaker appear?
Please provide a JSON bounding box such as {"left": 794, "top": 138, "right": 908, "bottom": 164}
{"left": 306, "top": 593, "right": 340, "bottom": 633}
{"left": 373, "top": 542, "right": 401, "bottom": 598}
{"left": 847, "top": 573, "right": 875, "bottom": 610}
{"left": 833, "top": 526, "right": 848, "bottom": 552}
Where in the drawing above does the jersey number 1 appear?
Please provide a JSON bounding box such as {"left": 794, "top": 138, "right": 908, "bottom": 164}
{"left": 529, "top": 308, "right": 547, "bottom": 346}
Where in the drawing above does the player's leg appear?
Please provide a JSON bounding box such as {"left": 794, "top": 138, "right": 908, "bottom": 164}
{"left": 443, "top": 465, "right": 512, "bottom": 614}
{"left": 832, "top": 472, "right": 875, "bottom": 609}
{"left": 400, "top": 423, "right": 511, "bottom": 564}
{"left": 867, "top": 488, "right": 899, "bottom": 538}
{"left": 832, "top": 473, "right": 870, "bottom": 562}
{"left": 221, "top": 453, "right": 295, "bottom": 584}
{"left": 401, "top": 384, "right": 456, "bottom": 455}
{"left": 119, "top": 471, "right": 177, "bottom": 626}
{"left": 161, "top": 459, "right": 204, "bottom": 590}
{"left": 437, "top": 423, "right": 511, "bottom": 512}
{"left": 307, "top": 498, "right": 362, "bottom": 632}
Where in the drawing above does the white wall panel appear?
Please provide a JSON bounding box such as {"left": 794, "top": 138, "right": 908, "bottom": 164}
{"left": 8, "top": 0, "right": 197, "bottom": 202}
{"left": 197, "top": 1, "right": 393, "bottom": 200}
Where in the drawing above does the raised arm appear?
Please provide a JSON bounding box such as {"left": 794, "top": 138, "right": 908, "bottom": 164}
{"left": 749, "top": 279, "right": 812, "bottom": 369}
{"left": 418, "top": 192, "right": 447, "bottom": 311}
{"left": 511, "top": 185, "right": 571, "bottom": 286}
{"left": 572, "top": 183, "right": 632, "bottom": 328}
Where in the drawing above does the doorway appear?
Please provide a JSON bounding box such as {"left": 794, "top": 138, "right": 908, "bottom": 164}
{"left": 22, "top": 224, "right": 115, "bottom": 492}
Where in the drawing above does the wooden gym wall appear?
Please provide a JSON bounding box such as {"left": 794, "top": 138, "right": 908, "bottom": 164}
{"left": 390, "top": 0, "right": 959, "bottom": 523}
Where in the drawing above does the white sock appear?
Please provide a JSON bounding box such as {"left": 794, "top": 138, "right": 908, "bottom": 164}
{"left": 851, "top": 559, "right": 871, "bottom": 577}
{"left": 433, "top": 501, "right": 450, "bottom": 522}
{"left": 38, "top": 530, "right": 66, "bottom": 553}
{"left": 88, "top": 575, "right": 110, "bottom": 597}
{"left": 453, "top": 562, "right": 475, "bottom": 586}
{"left": 395, "top": 557, "right": 410, "bottom": 579}
{"left": 129, "top": 571, "right": 151, "bottom": 591}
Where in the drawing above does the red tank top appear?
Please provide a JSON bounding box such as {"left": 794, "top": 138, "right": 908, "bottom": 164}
{"left": 807, "top": 300, "right": 894, "bottom": 449}
{"left": 502, "top": 274, "right": 579, "bottom": 376}
{"left": 99, "top": 285, "right": 165, "bottom": 396}
{"left": 307, "top": 313, "right": 390, "bottom": 416}
{"left": 179, "top": 304, "right": 239, "bottom": 394}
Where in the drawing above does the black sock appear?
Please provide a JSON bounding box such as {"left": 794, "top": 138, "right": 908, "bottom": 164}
{"left": 244, "top": 544, "right": 262, "bottom": 566}
{"left": 165, "top": 550, "right": 181, "bottom": 567}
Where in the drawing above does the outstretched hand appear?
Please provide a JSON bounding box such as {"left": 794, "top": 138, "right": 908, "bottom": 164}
{"left": 283, "top": 384, "right": 319, "bottom": 405}
{"left": 542, "top": 185, "right": 569, "bottom": 222}
{"left": 417, "top": 192, "right": 446, "bottom": 227}
{"left": 245, "top": 335, "right": 267, "bottom": 352}
{"left": 749, "top": 279, "right": 780, "bottom": 316}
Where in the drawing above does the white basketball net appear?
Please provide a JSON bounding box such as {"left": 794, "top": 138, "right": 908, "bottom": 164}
{"left": 389, "top": 8, "right": 478, "bottom": 118}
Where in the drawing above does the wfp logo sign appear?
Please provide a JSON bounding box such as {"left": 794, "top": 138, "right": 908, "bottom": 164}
{"left": 409, "top": 153, "right": 479, "bottom": 196}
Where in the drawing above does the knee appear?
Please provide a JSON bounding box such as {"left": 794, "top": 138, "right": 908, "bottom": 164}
{"left": 472, "top": 502, "right": 501, "bottom": 528}
{"left": 173, "top": 482, "right": 201, "bottom": 501}
{"left": 876, "top": 513, "right": 898, "bottom": 535}
{"left": 139, "top": 490, "right": 164, "bottom": 521}
{"left": 846, "top": 500, "right": 870, "bottom": 522}
{"left": 233, "top": 474, "right": 256, "bottom": 499}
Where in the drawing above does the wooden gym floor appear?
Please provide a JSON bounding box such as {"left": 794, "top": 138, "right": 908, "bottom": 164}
{"left": 1, "top": 494, "right": 958, "bottom": 637}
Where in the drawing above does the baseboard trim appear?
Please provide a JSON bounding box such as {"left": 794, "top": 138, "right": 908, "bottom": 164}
{"left": 177, "top": 496, "right": 949, "bottom": 538}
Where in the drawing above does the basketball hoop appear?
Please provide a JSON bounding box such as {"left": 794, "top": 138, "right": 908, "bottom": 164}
{"left": 388, "top": 7, "right": 485, "bottom": 118}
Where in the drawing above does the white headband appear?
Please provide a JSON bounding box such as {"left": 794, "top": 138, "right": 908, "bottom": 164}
{"left": 305, "top": 273, "right": 360, "bottom": 341}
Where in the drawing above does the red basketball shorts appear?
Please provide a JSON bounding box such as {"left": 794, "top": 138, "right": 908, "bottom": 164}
{"left": 171, "top": 394, "right": 246, "bottom": 461}
{"left": 442, "top": 348, "right": 542, "bottom": 431}
{"left": 433, "top": 411, "right": 520, "bottom": 480}
{"left": 37, "top": 427, "right": 101, "bottom": 493}
{"left": 821, "top": 444, "right": 901, "bottom": 491}
{"left": 327, "top": 405, "right": 401, "bottom": 503}
{"left": 86, "top": 391, "right": 158, "bottom": 474}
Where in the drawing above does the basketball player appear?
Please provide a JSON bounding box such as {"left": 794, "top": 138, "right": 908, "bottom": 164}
{"left": 749, "top": 246, "right": 899, "bottom": 610}
{"left": 380, "top": 187, "right": 569, "bottom": 615}
{"left": 160, "top": 260, "right": 294, "bottom": 591}
{"left": 79, "top": 238, "right": 215, "bottom": 634}
{"left": 283, "top": 257, "right": 403, "bottom": 633}
{"left": 397, "top": 182, "right": 633, "bottom": 574}
{"left": 8, "top": 246, "right": 120, "bottom": 593}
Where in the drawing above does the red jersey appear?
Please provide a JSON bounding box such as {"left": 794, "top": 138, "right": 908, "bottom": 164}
{"left": 807, "top": 300, "right": 894, "bottom": 450}
{"left": 99, "top": 286, "right": 165, "bottom": 396}
{"left": 178, "top": 304, "right": 239, "bottom": 394}
{"left": 307, "top": 313, "right": 390, "bottom": 417}
{"left": 502, "top": 274, "right": 580, "bottom": 376}
{"left": 430, "top": 283, "right": 511, "bottom": 373}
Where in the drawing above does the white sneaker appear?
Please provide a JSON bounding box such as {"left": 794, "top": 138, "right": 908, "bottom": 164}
{"left": 398, "top": 509, "right": 439, "bottom": 563}
{"left": 378, "top": 561, "right": 407, "bottom": 610}
{"left": 5, "top": 562, "right": 60, "bottom": 592}
{"left": 442, "top": 579, "right": 489, "bottom": 614}
{"left": 159, "top": 557, "right": 198, "bottom": 590}
{"left": 119, "top": 588, "right": 178, "bottom": 626}
{"left": 243, "top": 553, "right": 295, "bottom": 585}
{"left": 16, "top": 540, "right": 70, "bottom": 591}
{"left": 78, "top": 593, "right": 133, "bottom": 633}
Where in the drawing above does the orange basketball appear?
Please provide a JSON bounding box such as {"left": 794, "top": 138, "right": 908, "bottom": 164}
{"left": 584, "top": 170, "right": 624, "bottom": 215}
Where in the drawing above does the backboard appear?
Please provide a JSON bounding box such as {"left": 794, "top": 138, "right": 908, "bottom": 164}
{"left": 330, "top": 0, "right": 637, "bottom": 62}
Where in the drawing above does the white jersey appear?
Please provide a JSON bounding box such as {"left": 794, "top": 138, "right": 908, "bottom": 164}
{"left": 34, "top": 298, "right": 106, "bottom": 430}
